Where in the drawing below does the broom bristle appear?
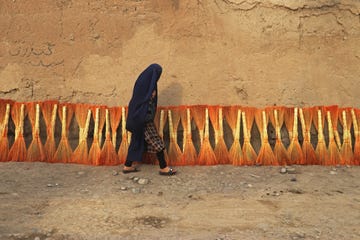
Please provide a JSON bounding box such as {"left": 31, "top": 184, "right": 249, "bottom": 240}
{"left": 52, "top": 104, "right": 73, "bottom": 163}
{"left": 72, "top": 105, "right": 92, "bottom": 164}
{"left": 255, "top": 110, "right": 276, "bottom": 166}
{"left": 8, "top": 103, "right": 27, "bottom": 162}
{"left": 167, "top": 108, "right": 183, "bottom": 166}
{"left": 99, "top": 109, "right": 119, "bottom": 166}
{"left": 26, "top": 103, "right": 45, "bottom": 162}
{"left": 229, "top": 109, "right": 243, "bottom": 165}
{"left": 326, "top": 110, "right": 341, "bottom": 166}
{"left": 210, "top": 106, "right": 230, "bottom": 164}
{"left": 287, "top": 108, "right": 304, "bottom": 165}
{"left": 242, "top": 108, "right": 257, "bottom": 165}
{"left": 180, "top": 107, "right": 197, "bottom": 165}
{"left": 197, "top": 107, "right": 217, "bottom": 165}
{"left": 0, "top": 103, "right": 11, "bottom": 162}
{"left": 41, "top": 101, "right": 58, "bottom": 162}
{"left": 299, "top": 108, "right": 317, "bottom": 165}
{"left": 272, "top": 107, "right": 289, "bottom": 166}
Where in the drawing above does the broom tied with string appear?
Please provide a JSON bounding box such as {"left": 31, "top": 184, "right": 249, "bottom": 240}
{"left": 99, "top": 109, "right": 119, "bottom": 165}
{"left": 8, "top": 103, "right": 27, "bottom": 162}
{"left": 197, "top": 107, "right": 217, "bottom": 165}
{"left": 299, "top": 108, "right": 317, "bottom": 165}
{"left": 26, "top": 103, "right": 46, "bottom": 162}
{"left": 255, "top": 110, "right": 276, "bottom": 166}
{"left": 52, "top": 104, "right": 74, "bottom": 163}
{"left": 167, "top": 108, "right": 183, "bottom": 166}
{"left": 326, "top": 110, "right": 341, "bottom": 166}
{"left": 89, "top": 107, "right": 102, "bottom": 165}
{"left": 339, "top": 109, "right": 353, "bottom": 165}
{"left": 0, "top": 103, "right": 11, "bottom": 162}
{"left": 272, "top": 108, "right": 289, "bottom": 166}
{"left": 41, "top": 101, "right": 58, "bottom": 162}
{"left": 180, "top": 107, "right": 197, "bottom": 165}
{"left": 118, "top": 107, "right": 129, "bottom": 164}
{"left": 242, "top": 108, "right": 257, "bottom": 166}
{"left": 229, "top": 108, "right": 243, "bottom": 165}
{"left": 109, "top": 106, "right": 122, "bottom": 151}
{"left": 71, "top": 104, "right": 92, "bottom": 164}
{"left": 287, "top": 108, "right": 304, "bottom": 165}
{"left": 314, "top": 108, "right": 328, "bottom": 165}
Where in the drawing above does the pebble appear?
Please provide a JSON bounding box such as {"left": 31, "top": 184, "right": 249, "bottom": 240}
{"left": 291, "top": 177, "right": 297, "bottom": 182}
{"left": 77, "top": 171, "right": 85, "bottom": 175}
{"left": 286, "top": 167, "right": 296, "bottom": 174}
{"left": 138, "top": 178, "right": 150, "bottom": 185}
{"left": 280, "top": 167, "right": 287, "bottom": 174}
{"left": 133, "top": 177, "right": 140, "bottom": 182}
{"left": 247, "top": 184, "right": 253, "bottom": 188}
{"left": 112, "top": 171, "right": 119, "bottom": 176}
{"left": 329, "top": 171, "right": 337, "bottom": 175}
{"left": 132, "top": 188, "right": 141, "bottom": 194}
{"left": 34, "top": 237, "right": 40, "bottom": 240}
{"left": 120, "top": 186, "right": 127, "bottom": 191}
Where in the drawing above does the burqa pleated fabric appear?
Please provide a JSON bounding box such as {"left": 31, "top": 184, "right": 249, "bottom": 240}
{"left": 125, "top": 63, "right": 162, "bottom": 163}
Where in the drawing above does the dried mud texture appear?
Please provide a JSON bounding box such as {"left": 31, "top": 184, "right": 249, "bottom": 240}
{"left": 0, "top": 0, "right": 360, "bottom": 107}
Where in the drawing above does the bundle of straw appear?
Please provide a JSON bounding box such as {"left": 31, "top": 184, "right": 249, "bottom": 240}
{"left": 255, "top": 109, "right": 276, "bottom": 165}
{"left": 26, "top": 103, "right": 45, "bottom": 162}
{"left": 299, "top": 108, "right": 317, "bottom": 165}
{"left": 99, "top": 109, "right": 119, "bottom": 165}
{"left": 223, "top": 105, "right": 239, "bottom": 142}
{"left": 52, "top": 104, "right": 74, "bottom": 163}
{"left": 313, "top": 107, "right": 328, "bottom": 165}
{"left": 327, "top": 106, "right": 341, "bottom": 149}
{"left": 209, "top": 106, "right": 230, "bottom": 164}
{"left": 41, "top": 101, "right": 58, "bottom": 162}
{"left": 198, "top": 107, "right": 217, "bottom": 165}
{"left": 109, "top": 106, "right": 122, "bottom": 150}
{"left": 180, "top": 107, "right": 197, "bottom": 165}
{"left": 339, "top": 108, "right": 353, "bottom": 165}
{"left": 351, "top": 109, "right": 360, "bottom": 165}
{"left": 326, "top": 108, "right": 341, "bottom": 165}
{"left": 71, "top": 104, "right": 91, "bottom": 164}
{"left": 192, "top": 105, "right": 207, "bottom": 147}
{"left": 0, "top": 102, "right": 11, "bottom": 162}
{"left": 167, "top": 107, "right": 183, "bottom": 166}
{"left": 8, "top": 103, "right": 27, "bottom": 162}
{"left": 117, "top": 107, "right": 128, "bottom": 164}
{"left": 242, "top": 107, "right": 257, "bottom": 165}
{"left": 285, "top": 107, "right": 304, "bottom": 165}
{"left": 228, "top": 108, "right": 243, "bottom": 165}
{"left": 269, "top": 107, "right": 289, "bottom": 166}
{"left": 89, "top": 107, "right": 102, "bottom": 165}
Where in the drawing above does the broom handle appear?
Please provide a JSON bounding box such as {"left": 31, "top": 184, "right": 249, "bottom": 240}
{"left": 2, "top": 104, "right": 10, "bottom": 136}
{"left": 318, "top": 110, "right": 325, "bottom": 143}
{"left": 262, "top": 110, "right": 268, "bottom": 142}
{"left": 292, "top": 108, "right": 298, "bottom": 139}
{"left": 80, "top": 109, "right": 91, "bottom": 144}
{"left": 159, "top": 109, "right": 164, "bottom": 139}
{"left": 219, "top": 107, "right": 224, "bottom": 138}
{"left": 204, "top": 108, "right": 209, "bottom": 139}
{"left": 234, "top": 109, "right": 241, "bottom": 141}
{"left": 34, "top": 104, "right": 40, "bottom": 137}
{"left": 50, "top": 104, "right": 57, "bottom": 137}
{"left": 61, "top": 106, "right": 67, "bottom": 137}
{"left": 274, "top": 109, "right": 281, "bottom": 140}
{"left": 105, "top": 109, "right": 110, "bottom": 139}
{"left": 299, "top": 108, "right": 309, "bottom": 142}
{"left": 168, "top": 110, "right": 175, "bottom": 142}
{"left": 342, "top": 110, "right": 350, "bottom": 144}
{"left": 15, "top": 104, "right": 25, "bottom": 140}
{"left": 94, "top": 108, "right": 99, "bottom": 142}
{"left": 242, "top": 111, "right": 249, "bottom": 142}
{"left": 326, "top": 111, "right": 335, "bottom": 140}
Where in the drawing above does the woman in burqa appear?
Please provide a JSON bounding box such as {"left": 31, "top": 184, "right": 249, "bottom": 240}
{"left": 123, "top": 63, "right": 177, "bottom": 175}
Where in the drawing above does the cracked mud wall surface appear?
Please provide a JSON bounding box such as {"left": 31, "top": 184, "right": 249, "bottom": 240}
{"left": 0, "top": 0, "right": 360, "bottom": 107}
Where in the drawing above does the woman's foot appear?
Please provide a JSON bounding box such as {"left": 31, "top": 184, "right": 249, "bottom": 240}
{"left": 159, "top": 167, "right": 177, "bottom": 176}
{"left": 122, "top": 166, "right": 139, "bottom": 174}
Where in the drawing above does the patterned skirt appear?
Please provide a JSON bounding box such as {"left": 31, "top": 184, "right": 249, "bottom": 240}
{"left": 144, "top": 122, "right": 165, "bottom": 153}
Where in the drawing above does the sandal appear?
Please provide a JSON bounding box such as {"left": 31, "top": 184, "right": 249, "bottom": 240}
{"left": 122, "top": 167, "right": 139, "bottom": 174}
{"left": 159, "top": 168, "right": 177, "bottom": 176}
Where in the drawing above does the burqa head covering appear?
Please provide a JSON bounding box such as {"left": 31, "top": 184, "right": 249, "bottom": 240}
{"left": 126, "top": 63, "right": 162, "bottom": 134}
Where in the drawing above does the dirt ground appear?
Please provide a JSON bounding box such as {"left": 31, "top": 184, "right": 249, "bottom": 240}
{"left": 0, "top": 162, "right": 359, "bottom": 240}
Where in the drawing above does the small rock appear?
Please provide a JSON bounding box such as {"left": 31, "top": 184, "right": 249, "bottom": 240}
{"left": 138, "top": 178, "right": 150, "bottom": 185}
{"left": 291, "top": 177, "right": 297, "bottom": 182}
{"left": 133, "top": 177, "right": 140, "bottom": 182}
{"left": 286, "top": 167, "right": 296, "bottom": 174}
{"left": 34, "top": 237, "right": 40, "bottom": 240}
{"left": 77, "top": 171, "right": 85, "bottom": 175}
{"left": 329, "top": 171, "right": 337, "bottom": 175}
{"left": 120, "top": 186, "right": 127, "bottom": 191}
{"left": 47, "top": 184, "right": 54, "bottom": 187}
{"left": 157, "top": 191, "right": 163, "bottom": 196}
{"left": 132, "top": 188, "right": 141, "bottom": 194}
{"left": 280, "top": 167, "right": 287, "bottom": 174}
{"left": 112, "top": 171, "right": 119, "bottom": 176}
{"left": 247, "top": 184, "right": 253, "bottom": 188}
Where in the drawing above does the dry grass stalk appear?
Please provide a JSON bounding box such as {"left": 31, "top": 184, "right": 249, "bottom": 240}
{"left": 181, "top": 107, "right": 197, "bottom": 165}
{"left": 242, "top": 109, "right": 257, "bottom": 165}
{"left": 0, "top": 103, "right": 11, "bottom": 162}
{"left": 26, "top": 103, "right": 45, "bottom": 162}
{"left": 299, "top": 108, "right": 317, "bottom": 165}
{"left": 272, "top": 108, "right": 289, "bottom": 166}
{"left": 198, "top": 107, "right": 217, "bottom": 165}
{"left": 99, "top": 109, "right": 119, "bottom": 165}
{"left": 8, "top": 103, "right": 27, "bottom": 162}
{"left": 167, "top": 108, "right": 183, "bottom": 166}
{"left": 340, "top": 109, "right": 353, "bottom": 165}
{"left": 229, "top": 109, "right": 243, "bottom": 165}
{"left": 72, "top": 104, "right": 91, "bottom": 164}
{"left": 52, "top": 105, "right": 73, "bottom": 163}
{"left": 255, "top": 110, "right": 276, "bottom": 165}
{"left": 326, "top": 110, "right": 341, "bottom": 165}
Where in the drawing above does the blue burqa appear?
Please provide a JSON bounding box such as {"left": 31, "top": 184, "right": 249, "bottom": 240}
{"left": 125, "top": 63, "right": 162, "bottom": 163}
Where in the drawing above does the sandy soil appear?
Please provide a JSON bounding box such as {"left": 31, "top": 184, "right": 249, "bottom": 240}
{"left": 0, "top": 162, "right": 359, "bottom": 240}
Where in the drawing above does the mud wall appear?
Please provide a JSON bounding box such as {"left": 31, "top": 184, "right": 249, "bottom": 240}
{"left": 1, "top": 0, "right": 360, "bottom": 108}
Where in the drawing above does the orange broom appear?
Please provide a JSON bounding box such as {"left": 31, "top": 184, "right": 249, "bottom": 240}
{"left": 109, "top": 106, "right": 122, "bottom": 151}
{"left": 299, "top": 107, "right": 317, "bottom": 165}
{"left": 223, "top": 105, "right": 239, "bottom": 142}
{"left": 326, "top": 105, "right": 341, "bottom": 149}
{"left": 339, "top": 108, "right": 353, "bottom": 165}
{"left": 52, "top": 104, "right": 74, "bottom": 163}
{"left": 0, "top": 103, "right": 11, "bottom": 162}
{"left": 71, "top": 104, "right": 91, "bottom": 164}
{"left": 351, "top": 109, "right": 360, "bottom": 165}
{"left": 284, "top": 107, "right": 304, "bottom": 165}
{"left": 197, "top": 107, "right": 217, "bottom": 165}
{"left": 192, "top": 105, "right": 207, "bottom": 147}
{"left": 8, "top": 103, "right": 27, "bottom": 162}
{"left": 26, "top": 103, "right": 45, "bottom": 162}
{"left": 118, "top": 107, "right": 130, "bottom": 164}
{"left": 326, "top": 108, "right": 341, "bottom": 165}
{"left": 209, "top": 106, "right": 230, "bottom": 164}
{"left": 167, "top": 107, "right": 183, "bottom": 166}
{"left": 180, "top": 107, "right": 197, "bottom": 165}
{"left": 41, "top": 101, "right": 58, "bottom": 162}
{"left": 270, "top": 107, "right": 289, "bottom": 166}
{"left": 255, "top": 109, "right": 276, "bottom": 165}
{"left": 99, "top": 108, "right": 119, "bottom": 165}
{"left": 242, "top": 107, "right": 257, "bottom": 166}
{"left": 228, "top": 108, "right": 243, "bottom": 165}
{"left": 313, "top": 107, "right": 328, "bottom": 165}
{"left": 89, "top": 107, "right": 102, "bottom": 165}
